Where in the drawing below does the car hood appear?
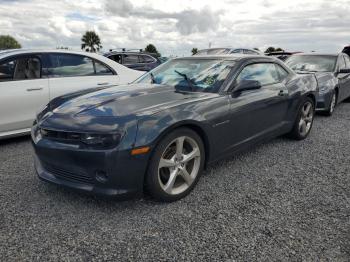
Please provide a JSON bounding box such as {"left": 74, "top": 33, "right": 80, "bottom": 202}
{"left": 38, "top": 84, "right": 216, "bottom": 132}
{"left": 51, "top": 84, "right": 215, "bottom": 117}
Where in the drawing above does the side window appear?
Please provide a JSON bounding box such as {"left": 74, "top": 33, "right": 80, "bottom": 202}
{"left": 49, "top": 54, "right": 95, "bottom": 77}
{"left": 139, "top": 55, "right": 155, "bottom": 63}
{"left": 123, "top": 54, "right": 139, "bottom": 64}
{"left": 94, "top": 61, "right": 113, "bottom": 75}
{"left": 244, "top": 49, "right": 256, "bottom": 55}
{"left": 0, "top": 59, "right": 16, "bottom": 82}
{"left": 109, "top": 54, "right": 122, "bottom": 64}
{"left": 274, "top": 64, "right": 289, "bottom": 81}
{"left": 0, "top": 57, "right": 41, "bottom": 81}
{"left": 338, "top": 56, "right": 346, "bottom": 70}
{"left": 344, "top": 55, "right": 350, "bottom": 68}
{"left": 236, "top": 63, "right": 280, "bottom": 86}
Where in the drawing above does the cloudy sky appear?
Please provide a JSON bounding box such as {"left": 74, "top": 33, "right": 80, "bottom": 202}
{"left": 0, "top": 0, "right": 349, "bottom": 56}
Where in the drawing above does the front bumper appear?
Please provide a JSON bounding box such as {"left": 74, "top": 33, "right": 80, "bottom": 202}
{"left": 32, "top": 130, "right": 151, "bottom": 199}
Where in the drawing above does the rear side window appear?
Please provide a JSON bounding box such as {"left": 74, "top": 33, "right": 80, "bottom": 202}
{"left": 123, "top": 54, "right": 139, "bottom": 64}
{"left": 0, "top": 56, "right": 41, "bottom": 82}
{"left": 95, "top": 61, "right": 113, "bottom": 75}
{"left": 48, "top": 54, "right": 94, "bottom": 77}
{"left": 139, "top": 55, "right": 155, "bottom": 63}
{"left": 236, "top": 63, "right": 280, "bottom": 86}
{"left": 109, "top": 54, "right": 122, "bottom": 64}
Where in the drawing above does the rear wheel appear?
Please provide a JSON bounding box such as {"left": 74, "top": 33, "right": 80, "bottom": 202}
{"left": 288, "top": 97, "right": 315, "bottom": 140}
{"left": 146, "top": 128, "right": 205, "bottom": 202}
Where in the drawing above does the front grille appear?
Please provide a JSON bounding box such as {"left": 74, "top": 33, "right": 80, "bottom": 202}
{"left": 42, "top": 161, "right": 93, "bottom": 184}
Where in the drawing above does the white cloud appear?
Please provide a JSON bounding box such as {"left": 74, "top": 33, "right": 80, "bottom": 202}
{"left": 0, "top": 0, "right": 349, "bottom": 55}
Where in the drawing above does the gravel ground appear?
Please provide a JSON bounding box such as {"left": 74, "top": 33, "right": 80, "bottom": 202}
{"left": 1, "top": 103, "right": 350, "bottom": 261}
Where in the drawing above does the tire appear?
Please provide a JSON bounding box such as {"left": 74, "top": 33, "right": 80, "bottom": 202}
{"left": 288, "top": 97, "right": 315, "bottom": 140}
{"left": 324, "top": 90, "right": 337, "bottom": 116}
{"left": 145, "top": 128, "right": 205, "bottom": 202}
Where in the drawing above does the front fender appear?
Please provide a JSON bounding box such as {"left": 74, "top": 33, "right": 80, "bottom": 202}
{"left": 135, "top": 109, "right": 208, "bottom": 148}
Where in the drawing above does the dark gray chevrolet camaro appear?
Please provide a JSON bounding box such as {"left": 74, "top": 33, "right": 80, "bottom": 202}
{"left": 286, "top": 53, "right": 350, "bottom": 115}
{"left": 32, "top": 55, "right": 317, "bottom": 201}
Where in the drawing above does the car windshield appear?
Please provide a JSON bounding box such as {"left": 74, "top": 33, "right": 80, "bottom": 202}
{"left": 136, "top": 58, "right": 235, "bottom": 93}
{"left": 286, "top": 55, "right": 337, "bottom": 72}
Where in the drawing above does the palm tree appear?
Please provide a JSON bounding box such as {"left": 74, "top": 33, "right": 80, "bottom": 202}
{"left": 81, "top": 31, "right": 102, "bottom": 52}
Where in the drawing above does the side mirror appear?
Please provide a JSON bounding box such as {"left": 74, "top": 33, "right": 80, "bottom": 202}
{"left": 233, "top": 80, "right": 262, "bottom": 93}
{"left": 338, "top": 68, "right": 350, "bottom": 74}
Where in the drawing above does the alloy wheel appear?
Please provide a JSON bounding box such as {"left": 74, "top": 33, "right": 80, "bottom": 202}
{"left": 298, "top": 101, "right": 314, "bottom": 137}
{"left": 158, "top": 136, "right": 201, "bottom": 195}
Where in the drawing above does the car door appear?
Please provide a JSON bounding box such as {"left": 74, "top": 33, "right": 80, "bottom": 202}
{"left": 46, "top": 53, "right": 120, "bottom": 101}
{"left": 0, "top": 54, "right": 49, "bottom": 135}
{"left": 225, "top": 62, "right": 290, "bottom": 150}
{"left": 340, "top": 54, "right": 350, "bottom": 99}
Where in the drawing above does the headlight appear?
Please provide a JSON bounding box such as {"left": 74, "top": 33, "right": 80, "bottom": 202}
{"left": 80, "top": 133, "right": 122, "bottom": 147}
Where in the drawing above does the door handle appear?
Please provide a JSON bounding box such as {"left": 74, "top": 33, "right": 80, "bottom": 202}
{"left": 97, "top": 82, "right": 109, "bottom": 86}
{"left": 27, "top": 87, "right": 43, "bottom": 91}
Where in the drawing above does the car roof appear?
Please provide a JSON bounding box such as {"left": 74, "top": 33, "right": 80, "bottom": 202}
{"left": 0, "top": 49, "right": 107, "bottom": 60}
{"left": 173, "top": 54, "right": 274, "bottom": 61}
{"left": 292, "top": 53, "right": 339, "bottom": 57}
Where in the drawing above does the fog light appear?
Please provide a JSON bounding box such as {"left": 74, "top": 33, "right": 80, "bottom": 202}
{"left": 95, "top": 170, "right": 108, "bottom": 183}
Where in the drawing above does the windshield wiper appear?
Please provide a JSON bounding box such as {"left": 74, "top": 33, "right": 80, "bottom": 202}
{"left": 174, "top": 70, "right": 195, "bottom": 91}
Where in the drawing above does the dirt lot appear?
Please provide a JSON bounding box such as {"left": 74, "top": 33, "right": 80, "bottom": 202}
{"left": 1, "top": 103, "right": 349, "bottom": 261}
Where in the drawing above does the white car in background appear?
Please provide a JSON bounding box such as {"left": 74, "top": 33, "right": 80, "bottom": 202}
{"left": 0, "top": 49, "right": 144, "bottom": 139}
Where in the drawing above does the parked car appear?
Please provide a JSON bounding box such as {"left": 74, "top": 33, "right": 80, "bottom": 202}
{"left": 285, "top": 53, "right": 350, "bottom": 115}
{"left": 266, "top": 51, "right": 301, "bottom": 61}
{"left": 32, "top": 55, "right": 317, "bottom": 202}
{"left": 0, "top": 49, "right": 144, "bottom": 139}
{"left": 104, "top": 50, "right": 161, "bottom": 71}
{"left": 195, "top": 48, "right": 262, "bottom": 56}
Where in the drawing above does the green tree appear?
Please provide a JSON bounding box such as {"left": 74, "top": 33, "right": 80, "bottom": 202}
{"left": 0, "top": 35, "right": 21, "bottom": 50}
{"left": 145, "top": 44, "right": 160, "bottom": 56}
{"left": 191, "top": 48, "right": 198, "bottom": 55}
{"left": 265, "top": 46, "right": 284, "bottom": 53}
{"left": 81, "top": 31, "right": 102, "bottom": 52}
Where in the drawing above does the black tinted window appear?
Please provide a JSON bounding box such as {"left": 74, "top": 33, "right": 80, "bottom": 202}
{"left": 237, "top": 63, "right": 280, "bottom": 86}
{"left": 109, "top": 54, "right": 122, "bottom": 64}
{"left": 95, "top": 61, "right": 113, "bottom": 75}
{"left": 48, "top": 54, "right": 95, "bottom": 77}
{"left": 123, "top": 54, "right": 139, "bottom": 64}
{"left": 0, "top": 59, "right": 16, "bottom": 81}
{"left": 0, "top": 57, "right": 41, "bottom": 81}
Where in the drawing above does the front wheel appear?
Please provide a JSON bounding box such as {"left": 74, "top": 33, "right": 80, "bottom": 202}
{"left": 145, "top": 128, "right": 205, "bottom": 202}
{"left": 288, "top": 97, "right": 315, "bottom": 140}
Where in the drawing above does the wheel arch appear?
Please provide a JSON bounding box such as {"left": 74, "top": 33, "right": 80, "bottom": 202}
{"left": 149, "top": 121, "right": 211, "bottom": 168}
